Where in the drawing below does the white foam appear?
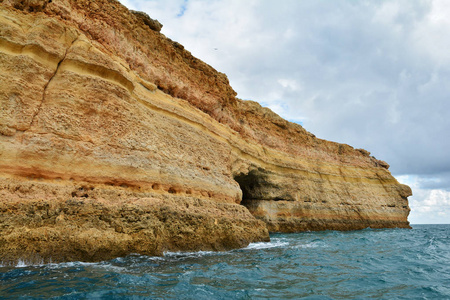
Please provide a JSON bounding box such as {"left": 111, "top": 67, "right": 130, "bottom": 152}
{"left": 245, "top": 240, "right": 289, "bottom": 250}
{"left": 163, "top": 250, "right": 218, "bottom": 258}
{"left": 16, "top": 259, "right": 29, "bottom": 268}
{"left": 44, "top": 261, "right": 101, "bottom": 271}
{"left": 13, "top": 258, "right": 45, "bottom": 268}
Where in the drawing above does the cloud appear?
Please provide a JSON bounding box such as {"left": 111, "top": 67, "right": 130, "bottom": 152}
{"left": 415, "top": 172, "right": 450, "bottom": 191}
{"left": 118, "top": 0, "right": 450, "bottom": 223}
{"left": 398, "top": 175, "right": 450, "bottom": 224}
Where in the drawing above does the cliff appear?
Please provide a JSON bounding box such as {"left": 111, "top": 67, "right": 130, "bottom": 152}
{"left": 0, "top": 0, "right": 411, "bottom": 265}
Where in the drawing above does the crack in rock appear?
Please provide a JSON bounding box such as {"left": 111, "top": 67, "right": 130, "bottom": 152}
{"left": 27, "top": 35, "right": 79, "bottom": 131}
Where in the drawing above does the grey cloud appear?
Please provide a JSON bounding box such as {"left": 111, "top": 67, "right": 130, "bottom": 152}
{"left": 417, "top": 173, "right": 450, "bottom": 191}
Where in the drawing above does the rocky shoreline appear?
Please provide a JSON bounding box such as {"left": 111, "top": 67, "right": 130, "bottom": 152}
{"left": 0, "top": 0, "right": 410, "bottom": 265}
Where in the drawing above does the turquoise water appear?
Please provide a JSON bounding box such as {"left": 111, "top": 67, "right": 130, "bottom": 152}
{"left": 1, "top": 224, "right": 449, "bottom": 299}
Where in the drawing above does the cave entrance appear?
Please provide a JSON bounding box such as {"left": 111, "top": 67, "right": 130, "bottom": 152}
{"left": 234, "top": 168, "right": 289, "bottom": 206}
{"left": 234, "top": 169, "right": 267, "bottom": 207}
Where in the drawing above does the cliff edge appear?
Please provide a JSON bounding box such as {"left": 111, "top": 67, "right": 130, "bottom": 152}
{"left": 0, "top": 0, "right": 411, "bottom": 265}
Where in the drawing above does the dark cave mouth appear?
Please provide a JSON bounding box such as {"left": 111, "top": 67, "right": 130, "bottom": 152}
{"left": 233, "top": 169, "right": 270, "bottom": 206}
{"left": 234, "top": 168, "right": 292, "bottom": 205}
{"left": 234, "top": 173, "right": 255, "bottom": 206}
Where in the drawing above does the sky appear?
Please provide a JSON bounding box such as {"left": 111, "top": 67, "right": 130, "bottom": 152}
{"left": 118, "top": 0, "right": 450, "bottom": 224}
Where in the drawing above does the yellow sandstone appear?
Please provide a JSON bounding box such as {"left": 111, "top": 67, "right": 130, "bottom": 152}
{"left": 0, "top": 0, "right": 411, "bottom": 265}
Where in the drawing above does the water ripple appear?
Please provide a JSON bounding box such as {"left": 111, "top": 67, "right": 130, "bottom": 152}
{"left": 1, "top": 225, "right": 449, "bottom": 299}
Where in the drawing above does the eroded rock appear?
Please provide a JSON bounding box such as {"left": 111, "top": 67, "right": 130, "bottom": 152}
{"left": 3, "top": 0, "right": 49, "bottom": 12}
{"left": 131, "top": 10, "right": 163, "bottom": 32}
{"left": 0, "top": 1, "right": 411, "bottom": 265}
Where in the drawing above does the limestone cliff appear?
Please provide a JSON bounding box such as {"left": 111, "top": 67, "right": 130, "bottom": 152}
{"left": 0, "top": 0, "right": 411, "bottom": 265}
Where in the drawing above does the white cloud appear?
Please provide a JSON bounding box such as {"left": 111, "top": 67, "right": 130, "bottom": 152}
{"left": 119, "top": 0, "right": 450, "bottom": 223}
{"left": 413, "top": 0, "right": 450, "bottom": 65}
{"left": 278, "top": 79, "right": 301, "bottom": 91}
{"left": 398, "top": 175, "right": 450, "bottom": 224}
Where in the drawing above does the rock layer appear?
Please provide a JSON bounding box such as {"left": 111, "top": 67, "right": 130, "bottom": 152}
{"left": 0, "top": 0, "right": 411, "bottom": 265}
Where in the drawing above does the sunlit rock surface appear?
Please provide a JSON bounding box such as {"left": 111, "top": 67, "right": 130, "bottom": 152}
{"left": 0, "top": 0, "right": 411, "bottom": 265}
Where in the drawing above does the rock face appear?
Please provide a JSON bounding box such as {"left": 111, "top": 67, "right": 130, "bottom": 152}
{"left": 0, "top": 0, "right": 411, "bottom": 265}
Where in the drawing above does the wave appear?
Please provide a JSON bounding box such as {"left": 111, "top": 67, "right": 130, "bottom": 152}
{"left": 163, "top": 250, "right": 219, "bottom": 258}
{"left": 245, "top": 239, "right": 289, "bottom": 250}
{"left": 0, "top": 258, "right": 47, "bottom": 268}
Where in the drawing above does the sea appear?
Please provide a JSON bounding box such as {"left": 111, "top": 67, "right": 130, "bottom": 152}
{"left": 1, "top": 224, "right": 449, "bottom": 299}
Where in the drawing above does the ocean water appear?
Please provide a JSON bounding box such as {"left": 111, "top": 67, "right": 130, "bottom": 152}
{"left": 1, "top": 224, "right": 449, "bottom": 299}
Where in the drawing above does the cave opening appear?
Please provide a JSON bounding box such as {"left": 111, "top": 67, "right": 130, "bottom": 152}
{"left": 234, "top": 168, "right": 290, "bottom": 206}
{"left": 234, "top": 169, "right": 267, "bottom": 207}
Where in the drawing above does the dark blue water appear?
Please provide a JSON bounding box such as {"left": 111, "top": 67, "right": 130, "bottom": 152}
{"left": 1, "top": 224, "right": 449, "bottom": 299}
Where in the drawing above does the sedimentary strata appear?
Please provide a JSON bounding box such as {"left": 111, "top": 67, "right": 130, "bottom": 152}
{"left": 0, "top": 0, "right": 411, "bottom": 265}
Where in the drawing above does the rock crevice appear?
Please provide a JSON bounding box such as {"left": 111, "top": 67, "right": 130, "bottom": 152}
{"left": 28, "top": 35, "right": 79, "bottom": 130}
